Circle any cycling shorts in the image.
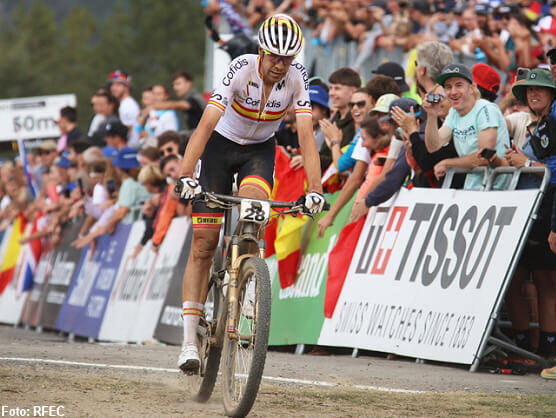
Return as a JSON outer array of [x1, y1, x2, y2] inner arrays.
[[192, 131, 275, 230]]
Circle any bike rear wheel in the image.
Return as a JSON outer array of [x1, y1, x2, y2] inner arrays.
[[189, 247, 225, 403], [221, 257, 271, 417]]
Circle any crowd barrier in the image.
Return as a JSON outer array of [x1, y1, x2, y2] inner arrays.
[[0, 167, 549, 371], [0, 216, 193, 344]]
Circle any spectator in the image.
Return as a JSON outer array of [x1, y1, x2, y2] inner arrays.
[[89, 91, 120, 147], [373, 62, 420, 102], [150, 72, 206, 131], [504, 68, 556, 360], [108, 70, 141, 148], [87, 89, 108, 137], [31, 140, 58, 191], [75, 147, 150, 249], [319, 68, 361, 170], [142, 84, 180, 138], [425, 64, 509, 190], [157, 130, 182, 158], [133, 163, 168, 257], [472, 63, 500, 103], [57, 106, 83, 152], [138, 147, 161, 167], [105, 121, 129, 151], [365, 75, 401, 105], [414, 41, 453, 109]]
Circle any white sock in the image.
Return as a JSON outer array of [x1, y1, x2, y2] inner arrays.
[[182, 301, 204, 345]]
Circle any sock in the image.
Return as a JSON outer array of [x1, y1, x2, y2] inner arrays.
[[183, 301, 204, 345], [538, 331, 556, 358], [514, 329, 531, 351]]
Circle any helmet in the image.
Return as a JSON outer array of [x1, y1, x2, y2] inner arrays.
[[258, 14, 303, 57]]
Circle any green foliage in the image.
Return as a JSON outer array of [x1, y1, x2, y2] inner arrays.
[[0, 0, 205, 130]]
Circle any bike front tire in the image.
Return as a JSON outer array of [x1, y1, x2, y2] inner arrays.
[[221, 257, 271, 417]]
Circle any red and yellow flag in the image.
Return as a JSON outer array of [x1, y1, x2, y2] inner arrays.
[[0, 213, 27, 295], [263, 146, 308, 288]]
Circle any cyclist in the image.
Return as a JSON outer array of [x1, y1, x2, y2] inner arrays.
[[176, 14, 326, 373]]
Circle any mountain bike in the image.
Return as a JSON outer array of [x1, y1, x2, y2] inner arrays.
[[186, 191, 327, 417]]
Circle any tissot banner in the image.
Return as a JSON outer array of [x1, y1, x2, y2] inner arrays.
[[317, 188, 539, 364]]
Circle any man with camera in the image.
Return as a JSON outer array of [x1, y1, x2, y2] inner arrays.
[[424, 63, 510, 190]]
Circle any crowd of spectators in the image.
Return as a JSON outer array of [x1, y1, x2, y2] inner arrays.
[[0, 0, 555, 377], [0, 69, 203, 260]]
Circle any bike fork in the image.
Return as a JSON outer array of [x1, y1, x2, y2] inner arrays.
[[226, 237, 240, 337]]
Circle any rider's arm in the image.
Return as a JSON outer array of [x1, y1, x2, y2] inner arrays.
[[297, 115, 324, 194], [179, 106, 222, 177]]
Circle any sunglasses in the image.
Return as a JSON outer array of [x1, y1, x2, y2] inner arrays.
[[550, 54, 556, 66], [160, 146, 176, 155], [37, 149, 54, 156], [263, 50, 295, 64], [349, 101, 367, 109]]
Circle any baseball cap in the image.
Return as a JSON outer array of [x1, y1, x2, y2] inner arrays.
[[101, 146, 117, 159], [112, 147, 140, 170], [435, 63, 473, 86], [379, 97, 421, 122], [55, 155, 71, 169], [533, 16, 556, 37], [373, 62, 409, 92], [474, 3, 491, 16], [309, 85, 329, 110], [108, 69, 131, 86], [370, 93, 399, 114], [105, 121, 129, 139], [547, 47, 556, 60], [411, 0, 431, 14], [472, 63, 500, 94], [38, 140, 58, 151]]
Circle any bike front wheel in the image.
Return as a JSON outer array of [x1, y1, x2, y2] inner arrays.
[[221, 257, 271, 417]]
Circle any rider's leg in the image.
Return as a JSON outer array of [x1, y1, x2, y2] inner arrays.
[[178, 226, 220, 372]]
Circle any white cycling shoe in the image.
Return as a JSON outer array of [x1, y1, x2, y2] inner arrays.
[[178, 342, 200, 374]]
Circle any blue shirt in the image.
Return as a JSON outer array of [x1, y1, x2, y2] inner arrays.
[[337, 129, 360, 172]]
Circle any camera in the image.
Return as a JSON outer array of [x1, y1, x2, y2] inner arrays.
[[516, 67, 530, 82], [426, 93, 444, 104]]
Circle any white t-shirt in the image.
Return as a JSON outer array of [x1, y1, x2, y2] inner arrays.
[[0, 195, 11, 210], [506, 111, 532, 148], [84, 184, 109, 219], [119, 96, 140, 147], [387, 137, 404, 160], [147, 110, 179, 137], [351, 135, 371, 164], [88, 114, 106, 137]]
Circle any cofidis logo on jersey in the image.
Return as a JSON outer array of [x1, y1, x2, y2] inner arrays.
[[222, 58, 249, 87]]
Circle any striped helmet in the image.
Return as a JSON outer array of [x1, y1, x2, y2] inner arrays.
[[258, 14, 303, 57]]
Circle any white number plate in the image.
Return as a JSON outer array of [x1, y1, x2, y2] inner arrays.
[[239, 199, 271, 224]]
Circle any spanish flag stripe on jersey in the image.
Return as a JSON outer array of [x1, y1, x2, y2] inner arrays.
[[208, 100, 225, 112]]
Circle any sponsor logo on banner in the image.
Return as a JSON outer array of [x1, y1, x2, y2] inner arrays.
[[160, 306, 182, 327], [318, 188, 539, 364]]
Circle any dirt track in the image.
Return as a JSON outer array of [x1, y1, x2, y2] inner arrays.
[[1, 326, 555, 417]]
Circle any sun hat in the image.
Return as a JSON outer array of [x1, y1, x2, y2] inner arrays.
[[309, 85, 330, 110], [512, 68, 556, 104]]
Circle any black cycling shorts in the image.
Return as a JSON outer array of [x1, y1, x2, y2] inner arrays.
[[192, 131, 275, 230]]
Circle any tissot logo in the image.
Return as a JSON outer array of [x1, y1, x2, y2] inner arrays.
[[355, 203, 516, 290]]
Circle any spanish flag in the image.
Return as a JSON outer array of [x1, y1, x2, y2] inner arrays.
[[0, 213, 27, 295], [263, 146, 308, 288], [324, 216, 366, 318]]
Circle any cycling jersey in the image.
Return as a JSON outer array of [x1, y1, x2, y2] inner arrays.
[[207, 54, 312, 145]]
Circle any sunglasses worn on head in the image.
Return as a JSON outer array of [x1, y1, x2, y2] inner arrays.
[[263, 50, 295, 64], [349, 101, 367, 109]]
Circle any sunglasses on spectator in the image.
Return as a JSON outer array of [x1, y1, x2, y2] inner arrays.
[[550, 55, 556, 66], [262, 50, 295, 64], [37, 149, 54, 156], [7, 175, 15, 181], [159, 146, 176, 156], [348, 101, 367, 109]]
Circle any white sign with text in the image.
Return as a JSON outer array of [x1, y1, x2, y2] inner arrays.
[[318, 188, 539, 364], [0, 94, 76, 141]]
